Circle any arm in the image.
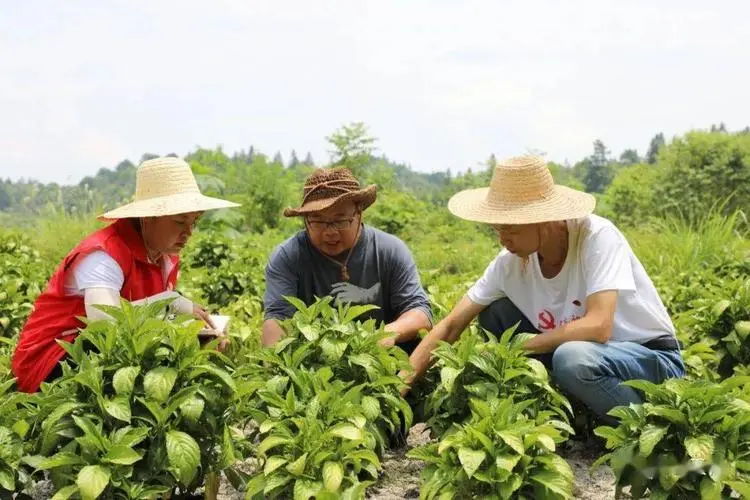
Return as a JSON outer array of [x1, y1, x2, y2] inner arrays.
[[526, 225, 637, 352], [84, 288, 214, 328], [262, 319, 286, 347], [382, 308, 432, 346], [400, 295, 486, 386], [261, 245, 300, 347], [382, 240, 434, 346], [523, 289, 617, 353]]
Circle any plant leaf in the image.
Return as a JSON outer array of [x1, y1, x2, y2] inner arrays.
[[166, 430, 200, 486], [685, 435, 714, 462], [329, 424, 363, 441], [294, 479, 322, 500], [0, 465, 14, 491], [143, 367, 178, 402], [639, 425, 668, 457], [263, 456, 288, 476], [37, 452, 85, 470], [530, 468, 573, 499], [77, 465, 111, 500], [457, 447, 486, 478], [51, 485, 79, 500], [727, 481, 750, 498], [102, 444, 143, 465], [104, 396, 132, 423], [180, 395, 205, 422], [322, 461, 344, 492], [286, 453, 308, 476], [112, 366, 139, 395], [361, 396, 380, 421], [495, 454, 521, 472], [497, 431, 524, 455]]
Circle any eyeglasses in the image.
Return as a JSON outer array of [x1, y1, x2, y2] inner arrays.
[[306, 217, 357, 231]]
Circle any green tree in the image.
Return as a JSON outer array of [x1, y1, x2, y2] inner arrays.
[[646, 133, 665, 164], [600, 163, 662, 226], [583, 140, 612, 193], [288, 150, 300, 169], [326, 122, 377, 178], [303, 152, 315, 166], [619, 149, 640, 165], [272, 151, 284, 166], [654, 131, 750, 220]]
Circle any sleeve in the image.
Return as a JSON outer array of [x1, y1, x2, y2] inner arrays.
[[84, 289, 193, 321], [581, 227, 636, 297], [466, 253, 508, 306], [71, 251, 125, 292], [263, 246, 299, 321], [388, 240, 433, 325]]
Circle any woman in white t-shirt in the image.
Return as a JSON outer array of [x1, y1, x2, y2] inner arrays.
[[401, 155, 684, 425]]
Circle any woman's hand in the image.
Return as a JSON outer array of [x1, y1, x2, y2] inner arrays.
[[193, 303, 216, 329], [193, 304, 230, 352]]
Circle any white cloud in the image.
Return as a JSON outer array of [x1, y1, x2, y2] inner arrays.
[[0, 0, 748, 183]]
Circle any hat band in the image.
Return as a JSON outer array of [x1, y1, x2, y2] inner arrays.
[[302, 179, 360, 205]]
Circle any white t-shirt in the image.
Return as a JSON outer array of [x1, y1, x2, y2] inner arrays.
[[467, 214, 675, 343], [62, 251, 191, 317], [63, 251, 175, 296]]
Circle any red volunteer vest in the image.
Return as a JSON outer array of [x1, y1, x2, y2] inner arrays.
[[12, 219, 179, 393]]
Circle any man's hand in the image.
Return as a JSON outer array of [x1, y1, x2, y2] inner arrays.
[[193, 303, 216, 329], [378, 335, 396, 348], [398, 369, 412, 397]]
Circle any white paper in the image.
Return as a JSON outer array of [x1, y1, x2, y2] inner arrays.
[[199, 315, 230, 336]]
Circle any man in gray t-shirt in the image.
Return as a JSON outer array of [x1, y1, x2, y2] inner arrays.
[[262, 167, 432, 355]]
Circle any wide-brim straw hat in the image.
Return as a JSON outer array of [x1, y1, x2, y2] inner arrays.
[[448, 155, 595, 225], [98, 157, 240, 221], [283, 167, 377, 217]]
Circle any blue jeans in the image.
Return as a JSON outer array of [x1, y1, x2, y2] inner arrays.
[[478, 298, 685, 423]]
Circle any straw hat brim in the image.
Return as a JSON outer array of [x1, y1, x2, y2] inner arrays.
[[98, 193, 241, 221], [283, 185, 377, 217], [448, 185, 596, 225]]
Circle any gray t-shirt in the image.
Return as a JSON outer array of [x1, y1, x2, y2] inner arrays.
[[263, 225, 432, 327]]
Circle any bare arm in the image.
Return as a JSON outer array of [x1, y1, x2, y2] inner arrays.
[[400, 295, 486, 386], [85, 288, 216, 329], [381, 309, 432, 346], [524, 290, 617, 353], [261, 319, 286, 347]]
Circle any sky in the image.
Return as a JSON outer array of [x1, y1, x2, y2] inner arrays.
[[1, 0, 749, 184]]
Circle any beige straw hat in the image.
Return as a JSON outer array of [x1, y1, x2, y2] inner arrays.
[[98, 157, 240, 220], [283, 167, 377, 217], [448, 155, 595, 225]]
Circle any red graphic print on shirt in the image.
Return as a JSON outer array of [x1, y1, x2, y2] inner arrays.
[[537, 309, 556, 330]]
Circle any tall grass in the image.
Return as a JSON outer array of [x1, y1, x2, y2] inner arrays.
[[20, 213, 103, 264], [626, 207, 749, 277]]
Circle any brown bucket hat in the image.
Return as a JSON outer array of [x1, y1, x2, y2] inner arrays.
[[283, 167, 377, 217]]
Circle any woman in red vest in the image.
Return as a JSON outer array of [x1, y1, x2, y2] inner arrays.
[[12, 156, 240, 392]]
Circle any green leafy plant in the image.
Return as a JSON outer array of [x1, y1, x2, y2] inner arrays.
[[244, 367, 381, 499], [408, 397, 574, 500], [23, 300, 240, 499], [592, 376, 750, 499], [237, 297, 413, 447], [0, 378, 34, 497], [674, 277, 750, 378], [0, 232, 50, 340], [422, 325, 571, 437]]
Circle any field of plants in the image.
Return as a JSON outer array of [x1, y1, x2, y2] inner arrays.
[[1, 128, 750, 499]]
